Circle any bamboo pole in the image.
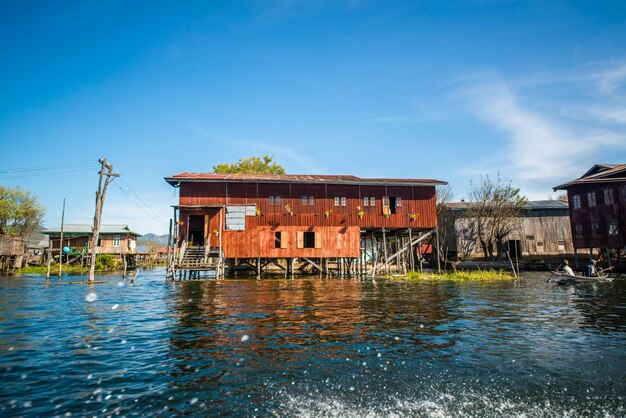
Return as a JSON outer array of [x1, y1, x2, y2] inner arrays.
[[58, 198, 65, 279], [46, 240, 52, 280]]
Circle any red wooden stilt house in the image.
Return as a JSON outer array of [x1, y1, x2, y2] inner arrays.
[[164, 173, 446, 279]]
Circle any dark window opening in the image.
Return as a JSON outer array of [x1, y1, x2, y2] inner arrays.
[[507, 240, 522, 258], [389, 197, 398, 214], [275, 232, 281, 248], [303, 231, 315, 248]]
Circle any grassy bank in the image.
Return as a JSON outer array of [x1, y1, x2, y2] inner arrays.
[[18, 264, 91, 275], [393, 269, 516, 282], [18, 254, 121, 275]]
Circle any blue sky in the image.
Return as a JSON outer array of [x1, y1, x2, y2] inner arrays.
[[2, 0, 626, 234]]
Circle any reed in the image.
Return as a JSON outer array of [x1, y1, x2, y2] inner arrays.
[[398, 269, 515, 282]]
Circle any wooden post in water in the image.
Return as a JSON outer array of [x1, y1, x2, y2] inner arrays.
[[382, 228, 388, 275], [408, 228, 414, 272], [46, 239, 52, 280], [434, 228, 441, 273], [88, 159, 119, 283], [58, 198, 65, 279]]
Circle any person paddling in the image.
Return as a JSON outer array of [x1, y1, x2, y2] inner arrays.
[[586, 260, 599, 277], [560, 259, 575, 276]]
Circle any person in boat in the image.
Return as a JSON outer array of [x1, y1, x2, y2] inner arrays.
[[560, 259, 575, 276], [586, 260, 599, 277]]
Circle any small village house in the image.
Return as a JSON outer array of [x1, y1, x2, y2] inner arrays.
[[0, 235, 26, 273], [441, 200, 574, 261], [164, 173, 446, 278], [554, 164, 626, 267], [42, 224, 141, 256]]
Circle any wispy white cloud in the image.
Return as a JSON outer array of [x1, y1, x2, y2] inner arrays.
[[597, 63, 626, 94], [459, 62, 626, 198], [190, 123, 325, 174]]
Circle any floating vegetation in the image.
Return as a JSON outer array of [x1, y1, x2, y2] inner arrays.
[[395, 269, 515, 282]]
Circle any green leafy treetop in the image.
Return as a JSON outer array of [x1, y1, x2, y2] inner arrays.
[[0, 185, 46, 238], [213, 155, 285, 175]]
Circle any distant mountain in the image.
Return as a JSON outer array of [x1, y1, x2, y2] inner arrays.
[[138, 233, 169, 247]]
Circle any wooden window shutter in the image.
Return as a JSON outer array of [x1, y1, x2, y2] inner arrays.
[[280, 231, 289, 249], [382, 196, 390, 215], [314, 232, 322, 249], [296, 231, 304, 249]]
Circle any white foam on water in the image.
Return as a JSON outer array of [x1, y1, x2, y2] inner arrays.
[[274, 388, 625, 418]]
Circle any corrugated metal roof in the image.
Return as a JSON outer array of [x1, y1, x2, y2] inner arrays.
[[445, 200, 568, 211], [554, 164, 626, 190], [165, 173, 447, 187], [41, 224, 142, 236]]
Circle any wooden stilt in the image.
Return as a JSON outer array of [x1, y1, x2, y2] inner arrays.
[[382, 229, 388, 275], [408, 228, 414, 272], [45, 240, 52, 280], [435, 228, 441, 273]]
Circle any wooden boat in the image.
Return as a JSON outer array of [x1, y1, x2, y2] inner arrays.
[[548, 271, 613, 285]]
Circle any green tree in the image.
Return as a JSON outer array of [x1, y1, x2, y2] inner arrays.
[[0, 185, 46, 238], [213, 155, 285, 174]]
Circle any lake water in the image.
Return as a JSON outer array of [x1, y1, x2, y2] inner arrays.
[[1, 268, 626, 417]]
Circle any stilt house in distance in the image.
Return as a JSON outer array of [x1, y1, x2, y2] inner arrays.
[[42, 224, 141, 255], [554, 164, 626, 267], [164, 173, 446, 278]]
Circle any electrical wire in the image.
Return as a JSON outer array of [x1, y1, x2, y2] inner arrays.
[[113, 182, 168, 228], [117, 177, 168, 225], [0, 160, 96, 174], [0, 167, 98, 180]]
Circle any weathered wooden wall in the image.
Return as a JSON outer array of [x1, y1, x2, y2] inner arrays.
[[222, 226, 360, 258], [566, 183, 626, 249], [179, 182, 437, 229], [447, 213, 574, 258], [0, 236, 24, 256]]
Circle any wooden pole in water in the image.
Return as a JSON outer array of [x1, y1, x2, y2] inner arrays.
[[434, 228, 441, 273], [408, 228, 414, 272], [58, 198, 65, 279], [382, 228, 388, 275], [166, 219, 172, 280], [46, 239, 52, 279], [88, 159, 119, 283]]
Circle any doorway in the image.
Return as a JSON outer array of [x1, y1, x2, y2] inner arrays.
[[188, 215, 205, 247], [506, 240, 522, 258]]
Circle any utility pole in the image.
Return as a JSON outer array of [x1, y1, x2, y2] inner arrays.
[[58, 198, 66, 279], [88, 159, 119, 283]]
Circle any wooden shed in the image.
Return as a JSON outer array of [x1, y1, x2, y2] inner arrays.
[[441, 200, 574, 260], [164, 173, 446, 279]]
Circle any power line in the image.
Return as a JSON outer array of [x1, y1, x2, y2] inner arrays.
[[0, 160, 95, 174], [117, 177, 168, 225], [113, 182, 168, 227], [0, 167, 97, 180]]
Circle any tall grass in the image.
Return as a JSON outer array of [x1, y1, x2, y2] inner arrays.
[[399, 269, 515, 282]]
